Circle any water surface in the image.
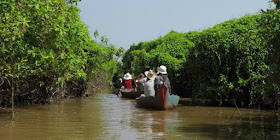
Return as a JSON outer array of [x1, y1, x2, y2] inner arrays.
[[0, 93, 279, 140]]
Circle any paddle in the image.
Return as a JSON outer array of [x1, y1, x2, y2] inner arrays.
[[116, 89, 121, 97]]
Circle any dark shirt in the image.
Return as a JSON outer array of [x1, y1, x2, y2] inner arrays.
[[112, 76, 122, 88], [154, 74, 172, 94]]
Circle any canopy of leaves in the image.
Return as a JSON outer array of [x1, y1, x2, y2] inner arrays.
[[123, 9, 280, 109], [122, 31, 194, 94], [0, 0, 119, 105]]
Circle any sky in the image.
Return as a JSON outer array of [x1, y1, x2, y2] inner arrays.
[[78, 0, 271, 50]]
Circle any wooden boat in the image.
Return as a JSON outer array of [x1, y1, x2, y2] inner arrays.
[[136, 84, 180, 110], [119, 88, 144, 99]]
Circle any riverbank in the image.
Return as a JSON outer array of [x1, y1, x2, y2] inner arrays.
[[0, 76, 111, 108]]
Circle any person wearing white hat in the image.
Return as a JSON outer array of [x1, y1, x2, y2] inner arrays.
[[157, 65, 167, 74], [123, 72, 134, 89], [155, 65, 172, 95], [139, 70, 156, 97]]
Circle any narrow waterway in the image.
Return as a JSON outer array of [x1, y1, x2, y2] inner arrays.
[[0, 93, 279, 140]]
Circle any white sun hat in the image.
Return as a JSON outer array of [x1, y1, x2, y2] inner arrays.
[[157, 65, 167, 74], [123, 73, 132, 80], [144, 70, 156, 81]]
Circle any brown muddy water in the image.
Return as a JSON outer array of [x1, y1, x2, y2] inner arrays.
[[0, 93, 279, 140]]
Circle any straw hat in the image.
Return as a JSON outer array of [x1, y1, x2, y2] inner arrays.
[[157, 65, 167, 74], [144, 70, 156, 81], [123, 73, 132, 80]]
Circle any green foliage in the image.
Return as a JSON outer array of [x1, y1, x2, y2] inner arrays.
[[0, 0, 119, 105], [122, 31, 194, 94], [187, 15, 269, 107], [271, 0, 280, 9], [123, 9, 280, 109], [66, 0, 82, 5], [257, 10, 280, 108]]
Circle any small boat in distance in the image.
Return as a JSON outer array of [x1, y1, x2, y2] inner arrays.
[[119, 88, 144, 99], [136, 84, 180, 110]]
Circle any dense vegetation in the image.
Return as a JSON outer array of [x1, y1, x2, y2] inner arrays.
[[122, 31, 195, 95], [122, 3, 280, 109], [1, 0, 280, 110], [0, 0, 121, 107]]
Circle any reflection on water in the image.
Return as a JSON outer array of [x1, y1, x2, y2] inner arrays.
[[0, 93, 280, 140]]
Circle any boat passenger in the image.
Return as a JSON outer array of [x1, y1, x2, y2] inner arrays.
[[123, 72, 134, 89], [112, 73, 122, 88], [139, 70, 156, 97], [136, 73, 146, 91], [154, 65, 172, 95]]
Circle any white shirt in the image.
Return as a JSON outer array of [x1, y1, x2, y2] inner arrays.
[[144, 80, 155, 97]]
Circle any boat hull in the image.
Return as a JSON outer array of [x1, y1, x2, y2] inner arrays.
[[136, 94, 180, 110], [136, 83, 179, 110], [120, 88, 144, 99]]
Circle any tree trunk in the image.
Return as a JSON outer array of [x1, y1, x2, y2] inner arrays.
[[11, 77, 15, 120]]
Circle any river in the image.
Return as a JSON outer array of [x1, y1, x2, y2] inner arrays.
[[0, 93, 279, 140]]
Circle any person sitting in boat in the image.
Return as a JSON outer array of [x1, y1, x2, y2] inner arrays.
[[112, 73, 122, 88], [139, 70, 156, 97], [123, 72, 135, 89], [136, 73, 146, 91], [154, 65, 172, 95]]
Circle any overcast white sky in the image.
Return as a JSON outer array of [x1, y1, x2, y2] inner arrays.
[[78, 0, 271, 50]]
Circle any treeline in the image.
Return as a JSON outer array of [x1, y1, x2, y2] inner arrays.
[[0, 0, 121, 106], [122, 7, 280, 109]]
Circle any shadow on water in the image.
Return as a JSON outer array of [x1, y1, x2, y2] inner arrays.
[[175, 98, 280, 140], [177, 122, 280, 140], [0, 108, 11, 121], [179, 97, 224, 107]]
